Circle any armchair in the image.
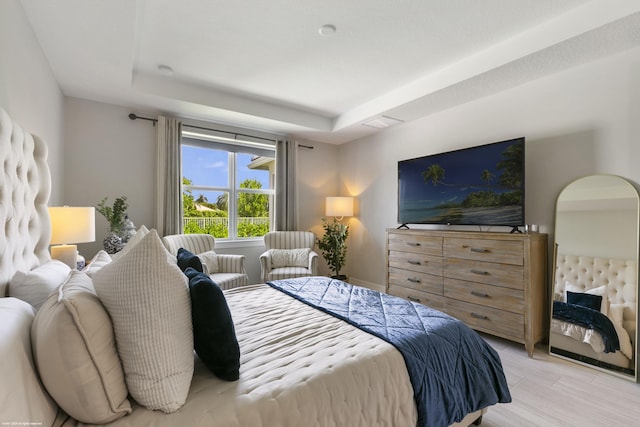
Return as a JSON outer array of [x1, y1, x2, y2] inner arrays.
[[260, 231, 319, 282], [161, 234, 248, 290]]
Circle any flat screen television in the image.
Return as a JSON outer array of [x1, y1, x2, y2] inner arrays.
[[397, 137, 525, 228]]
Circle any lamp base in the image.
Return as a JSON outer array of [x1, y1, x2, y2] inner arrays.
[[51, 244, 78, 269]]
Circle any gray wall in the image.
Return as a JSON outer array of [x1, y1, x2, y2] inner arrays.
[[339, 46, 640, 288], [62, 98, 340, 284], [0, 0, 64, 204], [5, 0, 640, 290]]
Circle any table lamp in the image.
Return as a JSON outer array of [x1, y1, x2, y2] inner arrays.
[[49, 206, 96, 269], [325, 196, 354, 220]]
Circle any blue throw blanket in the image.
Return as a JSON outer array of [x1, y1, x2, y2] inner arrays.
[[552, 300, 620, 353], [267, 277, 511, 427]]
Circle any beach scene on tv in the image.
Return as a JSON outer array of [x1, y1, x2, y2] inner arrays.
[[398, 139, 524, 226]]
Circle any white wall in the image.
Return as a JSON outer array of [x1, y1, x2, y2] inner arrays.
[[63, 98, 158, 257], [0, 0, 64, 203], [8, 0, 640, 289], [340, 46, 640, 287], [62, 98, 339, 282]]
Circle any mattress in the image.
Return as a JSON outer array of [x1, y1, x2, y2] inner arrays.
[[63, 284, 417, 427]]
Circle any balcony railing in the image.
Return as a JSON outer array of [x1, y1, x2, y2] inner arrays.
[[183, 217, 269, 228]]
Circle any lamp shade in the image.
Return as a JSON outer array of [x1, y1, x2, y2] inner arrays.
[[325, 197, 354, 217], [49, 206, 96, 245]]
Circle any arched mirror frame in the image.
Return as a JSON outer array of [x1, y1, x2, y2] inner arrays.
[[549, 174, 639, 382]]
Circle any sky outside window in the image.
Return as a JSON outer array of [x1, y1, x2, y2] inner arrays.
[[182, 145, 271, 189]]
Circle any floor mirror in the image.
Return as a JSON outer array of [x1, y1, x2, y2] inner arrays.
[[549, 174, 639, 381]]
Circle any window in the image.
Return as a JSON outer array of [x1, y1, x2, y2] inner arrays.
[[181, 130, 276, 240]]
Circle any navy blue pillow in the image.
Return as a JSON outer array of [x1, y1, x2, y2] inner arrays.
[[184, 267, 240, 381], [566, 290, 602, 312], [177, 248, 203, 273]]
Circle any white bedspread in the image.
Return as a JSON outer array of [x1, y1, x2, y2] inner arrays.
[[65, 284, 417, 427]]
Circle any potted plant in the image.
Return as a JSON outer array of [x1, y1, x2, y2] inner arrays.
[[317, 217, 350, 280], [96, 196, 128, 253]]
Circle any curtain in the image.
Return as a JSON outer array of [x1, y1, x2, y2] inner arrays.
[[275, 139, 298, 231], [155, 116, 182, 236]]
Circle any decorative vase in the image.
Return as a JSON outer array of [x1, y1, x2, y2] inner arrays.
[[103, 232, 124, 254], [120, 215, 136, 243]]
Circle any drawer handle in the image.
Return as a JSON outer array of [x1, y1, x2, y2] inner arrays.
[[470, 269, 489, 275], [407, 296, 421, 303], [471, 290, 490, 298], [407, 277, 422, 283], [407, 242, 421, 247], [470, 248, 490, 253], [471, 312, 489, 320], [407, 260, 422, 265]]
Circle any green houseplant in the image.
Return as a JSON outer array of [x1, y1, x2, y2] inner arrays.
[[96, 196, 128, 233], [317, 217, 350, 279], [96, 196, 128, 253]]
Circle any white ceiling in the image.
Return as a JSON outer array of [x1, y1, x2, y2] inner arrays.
[[19, 0, 640, 144]]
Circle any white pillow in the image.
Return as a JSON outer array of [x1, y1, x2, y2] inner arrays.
[[9, 260, 71, 310], [565, 281, 608, 315], [608, 304, 633, 359], [83, 250, 112, 277], [0, 298, 58, 426], [269, 248, 311, 268], [93, 229, 193, 413], [31, 271, 131, 423], [110, 224, 149, 261], [198, 250, 219, 274]]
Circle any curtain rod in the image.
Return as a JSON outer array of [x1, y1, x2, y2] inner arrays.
[[182, 124, 313, 149], [128, 113, 314, 149], [128, 113, 157, 126], [183, 123, 278, 143]]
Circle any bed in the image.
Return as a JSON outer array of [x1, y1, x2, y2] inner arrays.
[[0, 106, 510, 427], [551, 253, 636, 374]]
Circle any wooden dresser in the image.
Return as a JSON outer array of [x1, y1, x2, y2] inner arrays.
[[386, 229, 547, 356]]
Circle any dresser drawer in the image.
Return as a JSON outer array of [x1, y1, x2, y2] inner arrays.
[[388, 267, 443, 295], [386, 229, 547, 357], [388, 233, 442, 256], [443, 258, 524, 290], [444, 277, 524, 312], [388, 250, 443, 276], [444, 237, 524, 266], [388, 285, 444, 310], [445, 298, 524, 339]]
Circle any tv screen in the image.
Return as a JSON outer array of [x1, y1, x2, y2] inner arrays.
[[398, 137, 525, 227]]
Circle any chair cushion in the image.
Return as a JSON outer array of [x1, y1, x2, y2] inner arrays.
[[269, 248, 311, 268], [199, 250, 219, 274], [209, 273, 248, 290], [31, 271, 131, 423], [184, 267, 240, 381], [93, 229, 193, 413]]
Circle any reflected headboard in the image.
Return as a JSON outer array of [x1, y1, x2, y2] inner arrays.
[[554, 253, 637, 340], [0, 107, 51, 296]]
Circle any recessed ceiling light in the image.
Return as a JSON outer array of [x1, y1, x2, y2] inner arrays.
[[362, 116, 404, 129], [158, 64, 174, 76], [318, 24, 337, 36]]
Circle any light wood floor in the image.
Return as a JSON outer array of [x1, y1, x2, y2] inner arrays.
[[478, 334, 640, 427]]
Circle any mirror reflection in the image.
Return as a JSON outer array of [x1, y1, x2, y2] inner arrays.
[[550, 175, 639, 381]]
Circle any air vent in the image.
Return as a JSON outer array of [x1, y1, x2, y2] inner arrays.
[[361, 116, 403, 129]]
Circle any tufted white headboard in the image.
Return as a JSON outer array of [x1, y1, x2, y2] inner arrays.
[[554, 253, 637, 340], [0, 107, 52, 296]]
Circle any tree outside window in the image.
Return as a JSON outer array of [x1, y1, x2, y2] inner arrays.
[[181, 140, 275, 240]]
